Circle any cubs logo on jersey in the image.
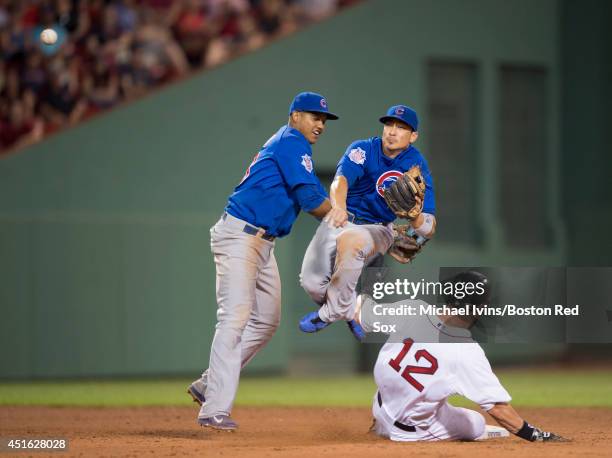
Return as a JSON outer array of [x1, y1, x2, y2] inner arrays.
[[376, 170, 403, 197]]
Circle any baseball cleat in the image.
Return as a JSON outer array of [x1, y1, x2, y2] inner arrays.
[[347, 319, 366, 341], [198, 415, 238, 431], [299, 311, 330, 333], [187, 380, 206, 406]]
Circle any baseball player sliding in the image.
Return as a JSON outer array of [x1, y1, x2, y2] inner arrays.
[[187, 92, 338, 431], [355, 271, 568, 442], [299, 105, 436, 339]]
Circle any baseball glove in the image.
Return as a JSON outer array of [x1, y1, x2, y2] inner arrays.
[[383, 165, 426, 220], [388, 224, 427, 264]]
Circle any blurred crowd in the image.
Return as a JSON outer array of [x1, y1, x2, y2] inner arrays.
[[0, 0, 359, 153]]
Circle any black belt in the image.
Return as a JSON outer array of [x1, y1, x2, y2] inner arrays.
[[223, 213, 276, 241], [377, 392, 416, 433], [241, 224, 276, 241]]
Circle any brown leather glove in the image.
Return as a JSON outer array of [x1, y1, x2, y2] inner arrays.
[[388, 224, 427, 264], [383, 165, 426, 220]]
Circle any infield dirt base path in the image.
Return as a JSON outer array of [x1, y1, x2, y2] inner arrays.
[[1, 406, 610, 457]]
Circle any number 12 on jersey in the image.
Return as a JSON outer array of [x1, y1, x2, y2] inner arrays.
[[388, 338, 438, 392]]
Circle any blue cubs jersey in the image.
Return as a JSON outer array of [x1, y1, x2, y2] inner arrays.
[[225, 125, 327, 237], [336, 137, 436, 224]]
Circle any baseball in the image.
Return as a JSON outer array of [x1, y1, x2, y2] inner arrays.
[[40, 28, 58, 45]]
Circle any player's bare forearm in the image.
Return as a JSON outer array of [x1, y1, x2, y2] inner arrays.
[[308, 199, 332, 219], [489, 402, 568, 442], [487, 403, 525, 433], [324, 175, 349, 227], [330, 175, 348, 209]]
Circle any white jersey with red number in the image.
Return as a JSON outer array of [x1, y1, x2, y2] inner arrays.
[[373, 309, 511, 429]]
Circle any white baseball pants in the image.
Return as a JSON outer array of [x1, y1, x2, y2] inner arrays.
[[372, 393, 486, 441]]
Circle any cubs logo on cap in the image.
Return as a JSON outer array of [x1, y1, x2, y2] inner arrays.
[[380, 105, 418, 131], [376, 170, 404, 197], [289, 92, 339, 120]]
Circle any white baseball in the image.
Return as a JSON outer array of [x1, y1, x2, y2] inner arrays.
[[40, 28, 58, 45]]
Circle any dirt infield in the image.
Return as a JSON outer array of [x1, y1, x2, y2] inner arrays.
[[1, 406, 610, 457]]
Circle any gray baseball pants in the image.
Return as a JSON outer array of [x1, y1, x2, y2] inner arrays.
[[198, 213, 281, 418], [300, 220, 394, 322]]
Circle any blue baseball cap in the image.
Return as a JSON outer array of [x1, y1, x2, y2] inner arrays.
[[289, 92, 339, 120], [379, 105, 418, 131]]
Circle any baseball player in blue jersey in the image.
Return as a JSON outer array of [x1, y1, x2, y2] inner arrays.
[[298, 105, 436, 339], [188, 92, 338, 431]]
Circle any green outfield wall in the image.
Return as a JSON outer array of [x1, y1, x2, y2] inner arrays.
[[561, 0, 612, 266], [2, 0, 600, 378]]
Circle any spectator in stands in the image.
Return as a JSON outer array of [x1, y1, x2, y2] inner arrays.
[[169, 0, 211, 68], [256, 0, 284, 37], [41, 62, 88, 127], [21, 51, 47, 94], [85, 58, 120, 111], [0, 98, 43, 150]]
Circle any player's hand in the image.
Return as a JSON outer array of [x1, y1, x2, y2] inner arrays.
[[324, 206, 348, 228], [532, 428, 569, 442]]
